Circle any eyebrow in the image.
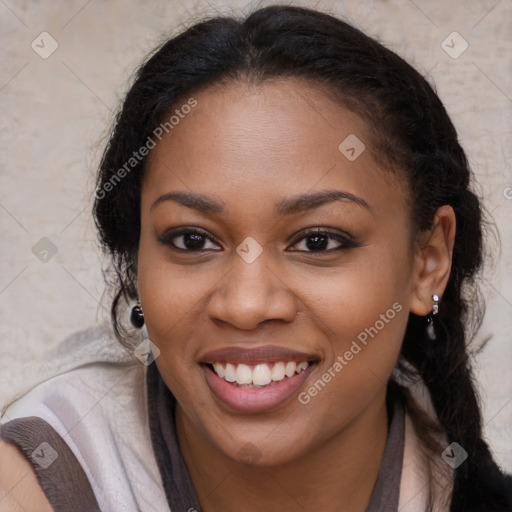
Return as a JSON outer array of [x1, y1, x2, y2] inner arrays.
[[150, 189, 371, 215]]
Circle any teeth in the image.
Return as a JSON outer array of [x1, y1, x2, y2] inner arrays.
[[211, 361, 311, 386], [213, 363, 225, 378], [271, 362, 285, 381], [235, 364, 252, 385], [253, 364, 272, 386], [296, 361, 309, 372], [224, 363, 236, 382], [285, 362, 297, 377]]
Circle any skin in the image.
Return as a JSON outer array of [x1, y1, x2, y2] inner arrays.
[[137, 78, 455, 511], [0, 440, 54, 511]]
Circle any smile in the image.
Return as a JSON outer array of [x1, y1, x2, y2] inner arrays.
[[200, 345, 319, 413]]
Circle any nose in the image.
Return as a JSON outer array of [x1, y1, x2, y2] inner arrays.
[[207, 250, 298, 331]]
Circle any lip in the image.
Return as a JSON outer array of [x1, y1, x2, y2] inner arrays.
[[200, 344, 317, 365], [202, 361, 318, 413]]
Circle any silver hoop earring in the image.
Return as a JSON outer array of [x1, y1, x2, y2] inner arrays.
[[426, 294, 439, 340]]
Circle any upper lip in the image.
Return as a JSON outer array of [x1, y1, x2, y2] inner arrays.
[[200, 344, 318, 365]]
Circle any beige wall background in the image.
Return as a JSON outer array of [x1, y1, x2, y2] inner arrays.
[[1, 0, 511, 471]]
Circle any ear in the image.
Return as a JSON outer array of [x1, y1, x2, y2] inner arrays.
[[409, 205, 456, 316]]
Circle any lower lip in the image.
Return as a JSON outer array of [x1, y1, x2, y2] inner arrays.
[[202, 363, 316, 413]]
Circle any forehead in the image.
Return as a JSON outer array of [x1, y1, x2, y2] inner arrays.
[[142, 78, 406, 219]]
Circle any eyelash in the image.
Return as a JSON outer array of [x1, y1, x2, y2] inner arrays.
[[157, 227, 358, 254]]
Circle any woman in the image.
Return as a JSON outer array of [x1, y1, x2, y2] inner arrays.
[[1, 5, 510, 511]]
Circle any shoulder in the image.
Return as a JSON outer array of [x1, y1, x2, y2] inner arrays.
[[0, 327, 147, 512], [1, 325, 145, 427], [0, 416, 101, 511], [0, 438, 53, 512], [1, 324, 142, 418], [1, 357, 145, 444]]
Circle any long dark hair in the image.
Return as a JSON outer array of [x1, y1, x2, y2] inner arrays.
[[93, 5, 511, 510]]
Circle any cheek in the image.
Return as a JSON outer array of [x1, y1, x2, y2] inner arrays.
[[136, 230, 204, 357], [301, 244, 411, 381], [313, 281, 405, 381], [136, 235, 216, 410], [291, 263, 409, 434]]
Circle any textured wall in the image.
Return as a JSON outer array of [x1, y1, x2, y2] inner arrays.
[[1, 0, 511, 471]]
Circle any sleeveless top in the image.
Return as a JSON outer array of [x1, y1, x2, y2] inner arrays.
[[0, 326, 451, 511]]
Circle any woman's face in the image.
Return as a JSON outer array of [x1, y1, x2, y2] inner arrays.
[[138, 78, 418, 465]]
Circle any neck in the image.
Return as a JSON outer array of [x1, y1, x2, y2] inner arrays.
[[175, 390, 389, 512]]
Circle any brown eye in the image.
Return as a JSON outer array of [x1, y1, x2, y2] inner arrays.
[[158, 228, 222, 252], [288, 229, 357, 253]]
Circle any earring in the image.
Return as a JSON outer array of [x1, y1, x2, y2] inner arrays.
[[426, 294, 439, 340], [131, 299, 144, 328]]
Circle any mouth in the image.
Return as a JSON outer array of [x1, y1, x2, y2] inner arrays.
[[199, 345, 319, 413]]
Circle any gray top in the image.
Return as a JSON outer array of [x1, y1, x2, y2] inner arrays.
[[0, 363, 405, 511]]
